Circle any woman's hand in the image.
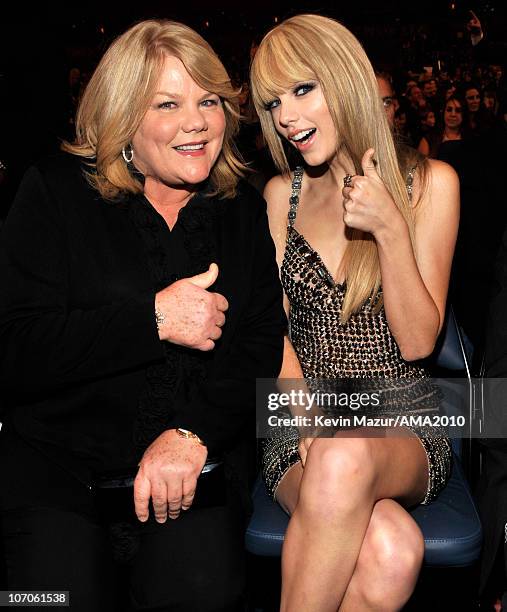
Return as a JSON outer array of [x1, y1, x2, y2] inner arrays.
[[155, 263, 228, 350], [134, 429, 208, 522], [342, 149, 404, 238]]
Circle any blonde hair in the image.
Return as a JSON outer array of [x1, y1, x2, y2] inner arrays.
[[63, 19, 245, 200], [251, 14, 419, 322]]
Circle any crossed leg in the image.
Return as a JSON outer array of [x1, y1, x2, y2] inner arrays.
[[276, 427, 429, 612]]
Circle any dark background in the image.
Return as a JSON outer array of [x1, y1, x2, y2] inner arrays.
[[0, 0, 506, 213]]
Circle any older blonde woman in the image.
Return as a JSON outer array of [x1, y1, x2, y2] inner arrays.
[[250, 14, 459, 612], [0, 19, 285, 611]]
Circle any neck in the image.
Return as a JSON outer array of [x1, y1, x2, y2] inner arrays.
[[444, 126, 460, 138], [322, 150, 355, 189], [143, 177, 196, 210]]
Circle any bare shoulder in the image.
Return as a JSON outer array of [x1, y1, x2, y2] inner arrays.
[[414, 158, 459, 218], [264, 174, 292, 214], [263, 174, 294, 263], [263, 174, 293, 230], [426, 158, 459, 190]]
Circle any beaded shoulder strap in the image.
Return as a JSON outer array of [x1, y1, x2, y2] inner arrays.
[[406, 163, 418, 202], [288, 166, 304, 228]]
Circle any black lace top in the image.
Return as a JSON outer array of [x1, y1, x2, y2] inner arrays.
[[125, 189, 221, 456]]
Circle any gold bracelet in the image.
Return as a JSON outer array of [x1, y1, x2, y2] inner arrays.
[[176, 428, 206, 446]]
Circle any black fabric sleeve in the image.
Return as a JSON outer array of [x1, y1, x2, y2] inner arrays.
[[0, 165, 165, 395], [167, 198, 286, 455]]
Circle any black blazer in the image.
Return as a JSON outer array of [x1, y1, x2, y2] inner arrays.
[[0, 153, 285, 511]]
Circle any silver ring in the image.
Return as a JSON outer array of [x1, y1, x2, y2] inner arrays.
[[344, 174, 353, 188]]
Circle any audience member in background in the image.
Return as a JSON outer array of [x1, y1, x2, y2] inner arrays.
[[394, 106, 412, 144], [376, 72, 396, 128], [421, 77, 438, 100], [405, 84, 428, 146], [463, 83, 495, 134], [483, 87, 499, 115], [418, 107, 436, 138], [418, 95, 466, 166]]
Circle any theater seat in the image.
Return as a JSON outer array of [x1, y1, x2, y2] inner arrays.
[[246, 307, 482, 568]]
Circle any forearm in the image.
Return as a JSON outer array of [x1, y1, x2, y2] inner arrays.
[[0, 293, 165, 393], [375, 218, 440, 361], [167, 203, 287, 454]]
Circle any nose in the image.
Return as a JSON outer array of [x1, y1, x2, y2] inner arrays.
[[277, 99, 299, 128], [181, 104, 207, 133]]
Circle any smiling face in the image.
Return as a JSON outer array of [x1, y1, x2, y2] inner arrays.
[[267, 81, 338, 167], [465, 87, 481, 113], [132, 55, 226, 188]]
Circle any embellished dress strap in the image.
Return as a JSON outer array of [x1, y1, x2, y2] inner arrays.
[[287, 166, 304, 228], [406, 163, 418, 202]]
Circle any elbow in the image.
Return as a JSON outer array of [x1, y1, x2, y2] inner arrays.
[[399, 313, 441, 362], [400, 339, 437, 362]]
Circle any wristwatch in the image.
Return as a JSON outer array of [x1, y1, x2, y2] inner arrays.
[[176, 428, 206, 447]]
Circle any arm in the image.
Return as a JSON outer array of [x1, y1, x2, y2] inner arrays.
[[0, 166, 165, 394], [0, 165, 227, 396], [343, 150, 459, 361], [263, 176, 318, 465], [134, 193, 287, 521], [263, 175, 305, 379], [417, 137, 430, 157]]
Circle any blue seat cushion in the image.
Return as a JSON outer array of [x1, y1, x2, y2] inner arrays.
[[246, 457, 482, 567]]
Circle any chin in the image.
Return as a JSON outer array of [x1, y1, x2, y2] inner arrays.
[[302, 152, 331, 167], [180, 165, 213, 185]]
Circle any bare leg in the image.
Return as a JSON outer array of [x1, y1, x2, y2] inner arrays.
[[339, 499, 424, 611], [276, 428, 428, 612]]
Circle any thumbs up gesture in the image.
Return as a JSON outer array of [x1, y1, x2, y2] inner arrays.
[[341, 149, 403, 237], [155, 263, 228, 350]]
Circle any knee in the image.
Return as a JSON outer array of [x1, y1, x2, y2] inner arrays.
[[302, 437, 376, 512], [357, 504, 424, 608]]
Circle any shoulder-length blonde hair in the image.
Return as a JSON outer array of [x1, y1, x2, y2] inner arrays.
[[250, 14, 418, 322], [63, 19, 245, 200]]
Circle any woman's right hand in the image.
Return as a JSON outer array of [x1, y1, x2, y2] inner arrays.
[[155, 263, 228, 350]]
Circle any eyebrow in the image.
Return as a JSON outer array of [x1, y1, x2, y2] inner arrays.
[[154, 90, 180, 97], [154, 90, 216, 98]]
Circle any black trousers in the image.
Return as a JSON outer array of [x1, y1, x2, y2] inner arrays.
[[2, 501, 246, 612]]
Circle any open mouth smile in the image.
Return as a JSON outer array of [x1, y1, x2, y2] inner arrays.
[[173, 141, 208, 156], [289, 128, 316, 145]]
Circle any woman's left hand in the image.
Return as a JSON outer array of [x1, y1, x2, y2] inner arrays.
[[134, 429, 208, 522], [342, 148, 403, 237]]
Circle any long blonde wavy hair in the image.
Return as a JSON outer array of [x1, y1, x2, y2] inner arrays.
[[250, 14, 418, 322], [63, 19, 245, 200]]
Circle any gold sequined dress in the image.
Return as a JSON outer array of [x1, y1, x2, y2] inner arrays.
[[262, 167, 452, 505]]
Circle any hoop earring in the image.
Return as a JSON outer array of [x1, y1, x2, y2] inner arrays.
[[122, 144, 134, 164]]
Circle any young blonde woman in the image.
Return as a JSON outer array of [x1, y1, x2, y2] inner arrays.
[[251, 14, 459, 612]]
